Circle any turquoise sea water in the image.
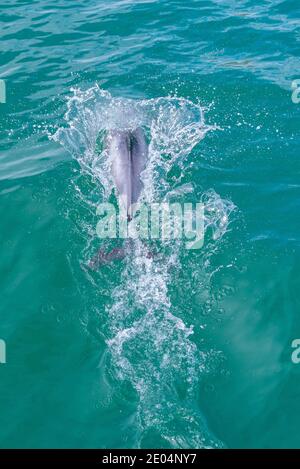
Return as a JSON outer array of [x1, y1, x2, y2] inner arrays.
[[1, 0, 300, 449]]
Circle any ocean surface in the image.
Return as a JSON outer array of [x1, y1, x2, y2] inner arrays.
[[1, 0, 300, 449]]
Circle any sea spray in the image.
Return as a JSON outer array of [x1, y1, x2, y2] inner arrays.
[[52, 86, 235, 448]]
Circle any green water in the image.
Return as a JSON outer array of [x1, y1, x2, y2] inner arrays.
[[1, 0, 300, 449]]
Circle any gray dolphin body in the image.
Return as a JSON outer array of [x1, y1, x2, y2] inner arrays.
[[88, 127, 148, 270], [107, 127, 148, 218]]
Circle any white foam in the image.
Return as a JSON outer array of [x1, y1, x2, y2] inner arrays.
[[52, 85, 234, 448]]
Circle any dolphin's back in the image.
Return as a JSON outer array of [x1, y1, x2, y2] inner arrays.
[[108, 127, 147, 216], [130, 127, 148, 206]]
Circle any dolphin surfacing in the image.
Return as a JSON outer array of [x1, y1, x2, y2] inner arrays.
[[88, 127, 148, 270], [107, 127, 148, 218]]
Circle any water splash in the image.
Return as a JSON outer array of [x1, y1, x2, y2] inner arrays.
[[52, 85, 235, 448]]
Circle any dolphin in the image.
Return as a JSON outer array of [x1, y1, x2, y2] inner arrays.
[[88, 127, 148, 270], [107, 127, 148, 219]]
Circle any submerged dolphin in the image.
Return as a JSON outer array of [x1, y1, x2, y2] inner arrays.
[[107, 127, 148, 218], [88, 127, 148, 270]]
